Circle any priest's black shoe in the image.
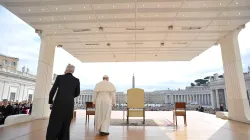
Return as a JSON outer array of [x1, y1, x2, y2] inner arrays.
[[99, 132, 109, 136]]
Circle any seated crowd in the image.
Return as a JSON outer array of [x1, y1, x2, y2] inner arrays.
[[0, 99, 32, 125]]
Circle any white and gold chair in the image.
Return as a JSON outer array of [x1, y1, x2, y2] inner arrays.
[[126, 88, 145, 124]]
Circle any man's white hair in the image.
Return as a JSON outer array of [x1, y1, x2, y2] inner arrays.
[[103, 75, 109, 80], [65, 64, 75, 73], [103, 75, 109, 78]]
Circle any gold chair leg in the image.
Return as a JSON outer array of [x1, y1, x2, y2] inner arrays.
[[173, 114, 174, 124], [127, 108, 129, 124], [175, 116, 177, 126], [184, 115, 187, 126], [143, 108, 145, 124], [85, 114, 87, 125]]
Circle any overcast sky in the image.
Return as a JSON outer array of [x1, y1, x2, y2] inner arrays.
[[0, 5, 249, 92]]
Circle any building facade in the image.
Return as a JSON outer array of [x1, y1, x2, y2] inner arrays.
[[0, 55, 36, 102], [74, 90, 124, 108], [210, 72, 250, 109], [0, 67, 36, 102], [0, 54, 19, 72], [74, 70, 250, 110]]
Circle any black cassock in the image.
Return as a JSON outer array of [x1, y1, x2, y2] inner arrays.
[[46, 73, 80, 140]]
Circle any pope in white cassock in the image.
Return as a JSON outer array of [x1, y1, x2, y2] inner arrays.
[[92, 75, 116, 136]]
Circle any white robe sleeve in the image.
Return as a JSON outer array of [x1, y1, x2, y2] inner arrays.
[[111, 92, 116, 105], [92, 84, 99, 104], [111, 83, 116, 105]]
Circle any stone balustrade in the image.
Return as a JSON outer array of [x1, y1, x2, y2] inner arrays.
[[0, 66, 36, 79]]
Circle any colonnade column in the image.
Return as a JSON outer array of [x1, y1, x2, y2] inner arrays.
[[215, 89, 220, 108], [219, 26, 250, 123], [198, 95, 200, 103], [224, 89, 228, 109], [171, 94, 174, 104], [31, 30, 56, 119], [208, 94, 211, 106], [203, 95, 205, 105], [211, 91, 215, 108], [205, 94, 207, 105], [203, 94, 205, 105]]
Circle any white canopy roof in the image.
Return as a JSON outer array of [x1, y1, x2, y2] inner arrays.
[[0, 0, 249, 62]]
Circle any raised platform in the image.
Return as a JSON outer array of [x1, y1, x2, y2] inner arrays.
[[0, 110, 250, 140], [216, 111, 229, 120], [4, 114, 33, 126]]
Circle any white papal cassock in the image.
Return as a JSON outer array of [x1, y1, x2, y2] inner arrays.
[[92, 80, 116, 133]]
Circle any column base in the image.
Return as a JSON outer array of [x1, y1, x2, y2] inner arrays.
[[227, 98, 250, 123], [216, 111, 229, 120], [31, 97, 51, 119]]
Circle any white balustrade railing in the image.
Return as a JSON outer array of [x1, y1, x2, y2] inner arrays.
[[0, 67, 36, 79]]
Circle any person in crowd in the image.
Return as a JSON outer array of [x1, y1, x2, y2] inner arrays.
[[0, 101, 3, 117], [29, 103, 32, 115], [220, 104, 224, 111], [46, 64, 80, 140], [92, 75, 116, 136], [196, 105, 204, 112], [0, 99, 13, 125], [13, 101, 20, 115]]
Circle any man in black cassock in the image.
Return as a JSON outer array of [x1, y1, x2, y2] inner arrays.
[[0, 99, 13, 125], [46, 64, 80, 140]]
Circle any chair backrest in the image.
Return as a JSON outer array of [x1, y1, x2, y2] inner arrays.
[[85, 102, 94, 109], [175, 102, 186, 110], [127, 88, 144, 108]]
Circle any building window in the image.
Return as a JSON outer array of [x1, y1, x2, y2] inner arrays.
[[12, 62, 16, 66], [10, 92, 16, 101]]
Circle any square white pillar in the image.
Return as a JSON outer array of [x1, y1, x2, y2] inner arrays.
[[219, 27, 250, 123], [31, 33, 56, 119]]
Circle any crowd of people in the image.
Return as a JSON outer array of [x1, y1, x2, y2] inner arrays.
[[77, 103, 218, 115], [0, 99, 32, 125]]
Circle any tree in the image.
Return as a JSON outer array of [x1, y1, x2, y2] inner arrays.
[[219, 75, 224, 78], [194, 79, 208, 86], [204, 76, 210, 79], [191, 83, 196, 87]]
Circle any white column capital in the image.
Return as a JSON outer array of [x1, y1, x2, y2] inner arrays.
[[35, 29, 42, 35], [35, 29, 57, 46], [219, 25, 245, 44]]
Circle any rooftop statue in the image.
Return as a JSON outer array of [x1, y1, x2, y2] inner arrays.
[[22, 66, 25, 73], [26, 68, 29, 74], [248, 66, 250, 73], [209, 76, 214, 81], [214, 73, 219, 80], [53, 74, 57, 80]]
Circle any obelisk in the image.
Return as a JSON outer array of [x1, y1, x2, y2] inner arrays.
[[132, 73, 135, 88]]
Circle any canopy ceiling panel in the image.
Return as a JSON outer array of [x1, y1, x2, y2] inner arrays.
[[0, 0, 249, 62]]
